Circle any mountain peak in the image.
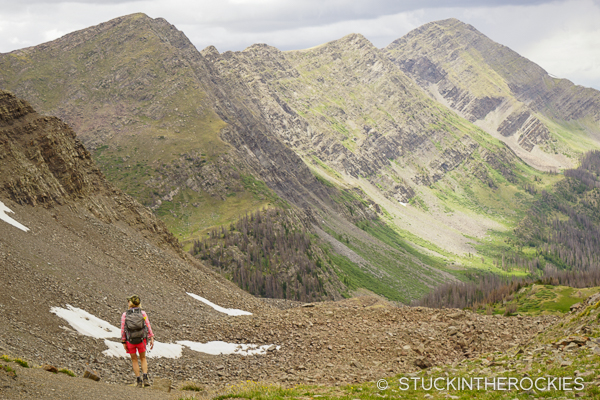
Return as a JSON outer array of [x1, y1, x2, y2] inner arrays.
[[15, 12, 193, 56], [290, 33, 374, 54], [386, 17, 478, 50], [334, 33, 373, 49], [243, 43, 281, 54], [384, 14, 600, 170], [432, 17, 470, 27], [201, 45, 220, 56]]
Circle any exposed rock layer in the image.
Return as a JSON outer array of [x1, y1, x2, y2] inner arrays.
[[385, 18, 600, 168]]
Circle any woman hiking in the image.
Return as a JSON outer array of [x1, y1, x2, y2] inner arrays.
[[121, 294, 155, 388]]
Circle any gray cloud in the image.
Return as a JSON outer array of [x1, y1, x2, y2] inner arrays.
[[0, 0, 556, 32], [133, 0, 558, 32], [0, 0, 598, 89]]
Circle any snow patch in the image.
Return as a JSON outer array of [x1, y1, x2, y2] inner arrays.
[[177, 341, 278, 356], [399, 202, 408, 207], [0, 201, 29, 232], [102, 340, 278, 359], [51, 304, 276, 359], [187, 292, 252, 316], [50, 305, 120, 339], [103, 340, 183, 359]]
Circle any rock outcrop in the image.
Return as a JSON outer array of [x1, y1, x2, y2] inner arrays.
[[0, 90, 179, 252]]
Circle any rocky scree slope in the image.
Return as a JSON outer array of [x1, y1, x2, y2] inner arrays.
[[0, 91, 559, 397], [386, 18, 600, 171], [0, 89, 271, 386]]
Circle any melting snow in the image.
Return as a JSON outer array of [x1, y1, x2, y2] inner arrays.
[[177, 341, 278, 356], [0, 201, 29, 232], [51, 303, 274, 359], [187, 292, 252, 316], [103, 340, 183, 359], [50, 305, 120, 339]]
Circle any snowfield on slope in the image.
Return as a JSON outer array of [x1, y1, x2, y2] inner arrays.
[[51, 302, 275, 359], [103, 339, 184, 359], [187, 292, 252, 316], [50, 305, 120, 339], [0, 201, 29, 232]]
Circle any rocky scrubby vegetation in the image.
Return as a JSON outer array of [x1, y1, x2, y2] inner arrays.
[[191, 208, 347, 302], [416, 150, 600, 310]]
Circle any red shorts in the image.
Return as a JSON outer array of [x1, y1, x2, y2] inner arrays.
[[125, 339, 147, 354]]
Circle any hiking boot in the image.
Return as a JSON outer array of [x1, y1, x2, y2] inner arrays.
[[143, 374, 150, 387], [136, 376, 143, 388]]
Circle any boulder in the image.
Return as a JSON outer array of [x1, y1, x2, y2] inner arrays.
[[82, 369, 100, 381], [414, 357, 433, 369], [42, 365, 58, 373]]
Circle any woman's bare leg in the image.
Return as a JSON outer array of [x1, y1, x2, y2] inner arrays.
[[139, 352, 148, 374], [129, 353, 140, 376]]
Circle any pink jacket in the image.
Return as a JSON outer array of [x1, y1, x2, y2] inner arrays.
[[121, 308, 154, 342]]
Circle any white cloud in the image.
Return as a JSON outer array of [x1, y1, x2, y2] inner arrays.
[[43, 28, 69, 41], [526, 29, 600, 88]]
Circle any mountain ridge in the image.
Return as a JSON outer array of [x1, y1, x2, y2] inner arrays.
[[3, 17, 600, 396], [1, 13, 595, 304]]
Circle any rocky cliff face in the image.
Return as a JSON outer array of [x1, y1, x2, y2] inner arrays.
[[205, 33, 487, 205], [0, 90, 180, 252], [385, 18, 600, 171], [0, 91, 104, 205]]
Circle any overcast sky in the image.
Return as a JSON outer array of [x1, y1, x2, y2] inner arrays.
[[1, 0, 599, 90]]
